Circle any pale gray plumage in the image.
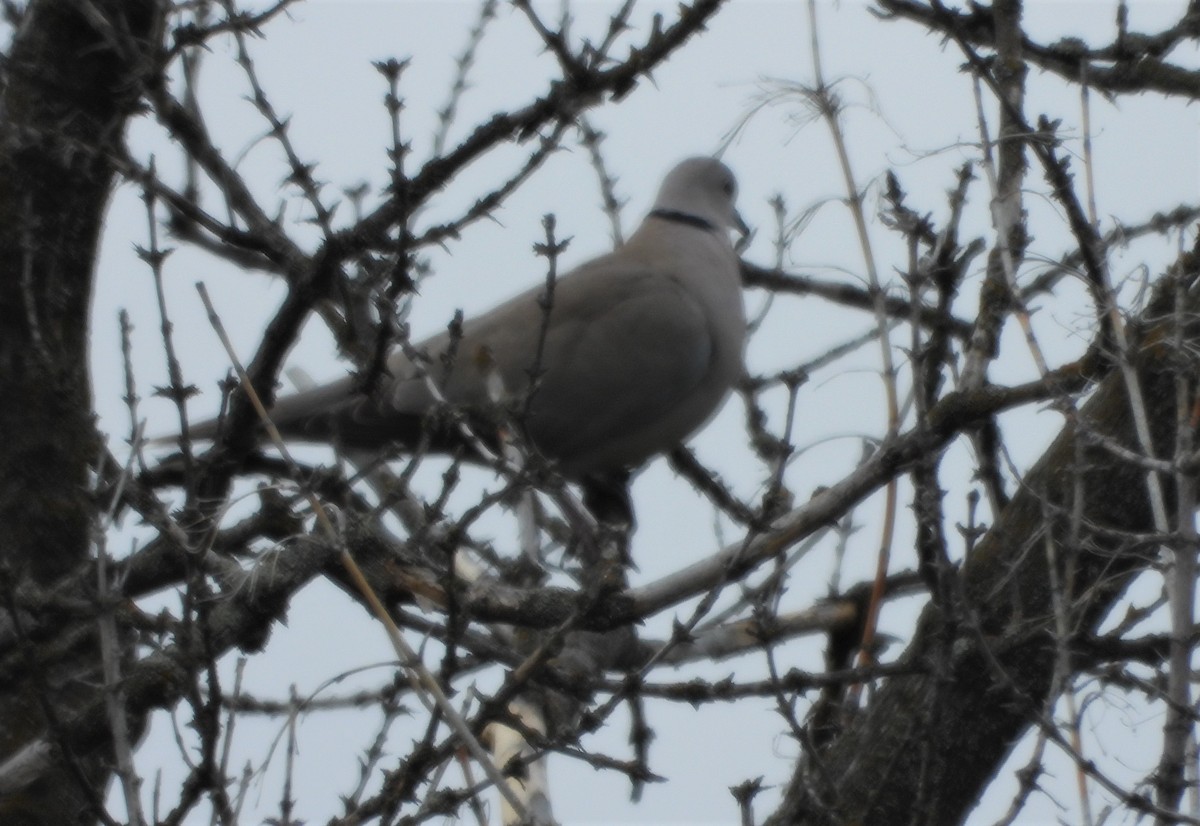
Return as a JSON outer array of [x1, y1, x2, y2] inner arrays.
[[193, 157, 748, 478]]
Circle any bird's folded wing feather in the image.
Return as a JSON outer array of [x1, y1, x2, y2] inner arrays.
[[495, 263, 715, 468], [378, 258, 716, 468]]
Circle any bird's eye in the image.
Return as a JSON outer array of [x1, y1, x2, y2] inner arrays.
[[722, 180, 735, 196]]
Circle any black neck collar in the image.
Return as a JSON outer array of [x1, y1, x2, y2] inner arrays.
[[649, 208, 717, 232]]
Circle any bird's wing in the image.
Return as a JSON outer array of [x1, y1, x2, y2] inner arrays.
[[532, 285, 714, 469], [459, 257, 718, 471]]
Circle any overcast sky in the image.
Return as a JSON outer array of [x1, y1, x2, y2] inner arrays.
[[81, 1, 1200, 822]]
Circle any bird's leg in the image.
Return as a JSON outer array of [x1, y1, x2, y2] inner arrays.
[[577, 469, 636, 581]]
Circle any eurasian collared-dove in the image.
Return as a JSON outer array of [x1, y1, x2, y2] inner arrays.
[[188, 157, 748, 480]]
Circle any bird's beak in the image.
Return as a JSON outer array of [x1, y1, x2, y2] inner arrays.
[[731, 209, 751, 253], [733, 209, 750, 239]]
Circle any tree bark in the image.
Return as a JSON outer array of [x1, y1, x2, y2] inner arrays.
[[0, 2, 163, 822], [767, 276, 1200, 824]]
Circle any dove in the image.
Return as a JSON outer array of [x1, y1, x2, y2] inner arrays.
[[185, 157, 748, 488]]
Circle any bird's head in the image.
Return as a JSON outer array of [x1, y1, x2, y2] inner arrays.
[[653, 157, 749, 238]]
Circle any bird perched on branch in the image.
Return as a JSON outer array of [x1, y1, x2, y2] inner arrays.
[[183, 157, 748, 514]]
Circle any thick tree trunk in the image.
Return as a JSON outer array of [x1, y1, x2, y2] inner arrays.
[[767, 278, 1200, 824], [0, 2, 163, 822]]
